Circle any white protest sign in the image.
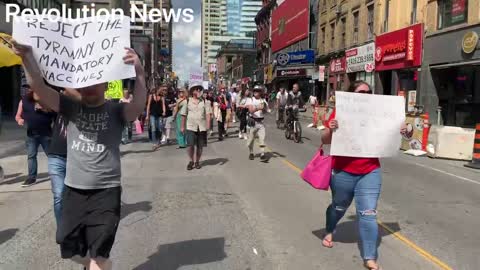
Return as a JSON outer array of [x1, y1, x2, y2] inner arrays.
[[331, 92, 406, 158], [188, 69, 203, 87], [13, 15, 135, 88], [202, 81, 209, 90]]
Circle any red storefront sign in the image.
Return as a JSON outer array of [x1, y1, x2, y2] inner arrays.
[[375, 24, 423, 71], [329, 57, 346, 74], [271, 0, 309, 52]]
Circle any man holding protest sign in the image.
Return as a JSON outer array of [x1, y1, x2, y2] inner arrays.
[[11, 36, 147, 270]]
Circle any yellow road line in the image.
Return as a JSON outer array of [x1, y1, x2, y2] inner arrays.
[[273, 150, 453, 270]]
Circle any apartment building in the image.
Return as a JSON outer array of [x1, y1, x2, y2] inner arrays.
[[317, 0, 379, 93]]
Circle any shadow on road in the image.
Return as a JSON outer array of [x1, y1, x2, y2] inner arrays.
[[0, 172, 49, 186], [120, 149, 156, 157], [121, 200, 153, 221], [0, 228, 18, 245], [202, 158, 229, 167], [133, 237, 226, 270], [312, 215, 401, 248]]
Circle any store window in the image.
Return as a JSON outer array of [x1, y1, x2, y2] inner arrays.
[[353, 11, 359, 44], [434, 66, 479, 128], [438, 0, 468, 30], [367, 4, 375, 40]]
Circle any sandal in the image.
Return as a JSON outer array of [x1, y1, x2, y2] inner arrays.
[[364, 260, 381, 270], [321, 235, 334, 248]]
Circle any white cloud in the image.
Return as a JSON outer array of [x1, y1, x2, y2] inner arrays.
[[173, 18, 201, 48]]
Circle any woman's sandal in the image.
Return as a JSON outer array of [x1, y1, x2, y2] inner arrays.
[[364, 261, 381, 270], [321, 236, 334, 248]]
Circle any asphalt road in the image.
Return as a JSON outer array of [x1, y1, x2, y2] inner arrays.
[[0, 116, 479, 270]]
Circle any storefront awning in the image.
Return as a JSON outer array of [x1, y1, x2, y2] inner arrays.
[[0, 33, 22, 68], [430, 59, 480, 69]]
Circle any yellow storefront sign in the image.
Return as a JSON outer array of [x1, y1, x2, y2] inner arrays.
[[105, 80, 124, 99], [0, 33, 22, 68]]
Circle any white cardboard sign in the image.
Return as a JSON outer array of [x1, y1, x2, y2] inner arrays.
[[331, 92, 406, 158], [13, 16, 135, 88]]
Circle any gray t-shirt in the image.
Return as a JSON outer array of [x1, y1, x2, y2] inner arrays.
[[60, 95, 125, 189]]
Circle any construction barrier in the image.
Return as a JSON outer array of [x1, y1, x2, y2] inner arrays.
[[465, 123, 480, 169]]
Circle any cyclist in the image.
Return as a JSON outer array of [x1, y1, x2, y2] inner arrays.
[[276, 86, 288, 127], [286, 83, 305, 122], [285, 83, 306, 142]]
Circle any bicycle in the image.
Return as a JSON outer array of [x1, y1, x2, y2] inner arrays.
[[285, 106, 306, 143]]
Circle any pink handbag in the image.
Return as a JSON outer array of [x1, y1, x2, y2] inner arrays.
[[300, 147, 332, 190], [134, 120, 143, 135]]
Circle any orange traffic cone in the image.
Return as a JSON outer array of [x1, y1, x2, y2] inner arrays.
[[465, 123, 480, 169]]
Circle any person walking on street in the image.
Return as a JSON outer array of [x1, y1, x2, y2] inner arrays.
[[47, 88, 81, 229], [231, 88, 237, 123], [180, 83, 212, 170], [216, 87, 229, 141], [236, 88, 250, 140], [320, 80, 407, 270], [173, 88, 188, 149], [163, 86, 176, 144], [120, 89, 133, 144], [146, 87, 166, 149], [246, 86, 268, 162], [13, 40, 147, 270], [206, 90, 215, 136], [276, 86, 289, 126], [15, 87, 56, 187]]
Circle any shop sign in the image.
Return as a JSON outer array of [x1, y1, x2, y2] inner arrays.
[[329, 57, 346, 74], [276, 50, 315, 66], [375, 24, 423, 71], [346, 43, 375, 73], [462, 31, 479, 54], [319, 65, 326, 82], [276, 68, 307, 77], [267, 64, 273, 82], [452, 0, 467, 23]]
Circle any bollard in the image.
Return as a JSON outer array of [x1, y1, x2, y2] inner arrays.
[[465, 123, 480, 169], [421, 113, 430, 151]]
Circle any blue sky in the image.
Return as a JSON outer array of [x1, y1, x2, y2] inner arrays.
[[172, 0, 201, 85]]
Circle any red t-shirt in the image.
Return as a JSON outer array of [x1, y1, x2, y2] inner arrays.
[[326, 109, 380, 175]]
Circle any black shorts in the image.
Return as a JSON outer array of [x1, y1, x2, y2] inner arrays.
[[58, 185, 122, 259], [186, 130, 207, 148]]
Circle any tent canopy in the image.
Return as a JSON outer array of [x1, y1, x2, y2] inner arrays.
[[0, 33, 22, 68]]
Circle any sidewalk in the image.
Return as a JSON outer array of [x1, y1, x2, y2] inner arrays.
[[0, 119, 27, 159]]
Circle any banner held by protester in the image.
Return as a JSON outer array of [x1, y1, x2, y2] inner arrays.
[[331, 91, 406, 158], [12, 15, 135, 88]]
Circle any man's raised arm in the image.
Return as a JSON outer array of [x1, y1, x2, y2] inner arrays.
[[123, 48, 147, 122], [11, 40, 59, 112]]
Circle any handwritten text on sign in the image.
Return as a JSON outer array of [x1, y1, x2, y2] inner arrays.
[[331, 92, 405, 158], [13, 16, 135, 88]]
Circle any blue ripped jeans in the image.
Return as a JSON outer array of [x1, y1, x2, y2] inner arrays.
[[325, 168, 382, 260]]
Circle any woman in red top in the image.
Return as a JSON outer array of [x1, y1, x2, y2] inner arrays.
[[321, 81, 407, 270]]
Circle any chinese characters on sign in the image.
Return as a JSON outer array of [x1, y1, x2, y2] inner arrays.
[[346, 43, 375, 73], [329, 57, 346, 74], [407, 29, 415, 61]]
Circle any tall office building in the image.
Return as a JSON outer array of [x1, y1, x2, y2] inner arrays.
[[202, 0, 261, 74], [240, 1, 261, 35]]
